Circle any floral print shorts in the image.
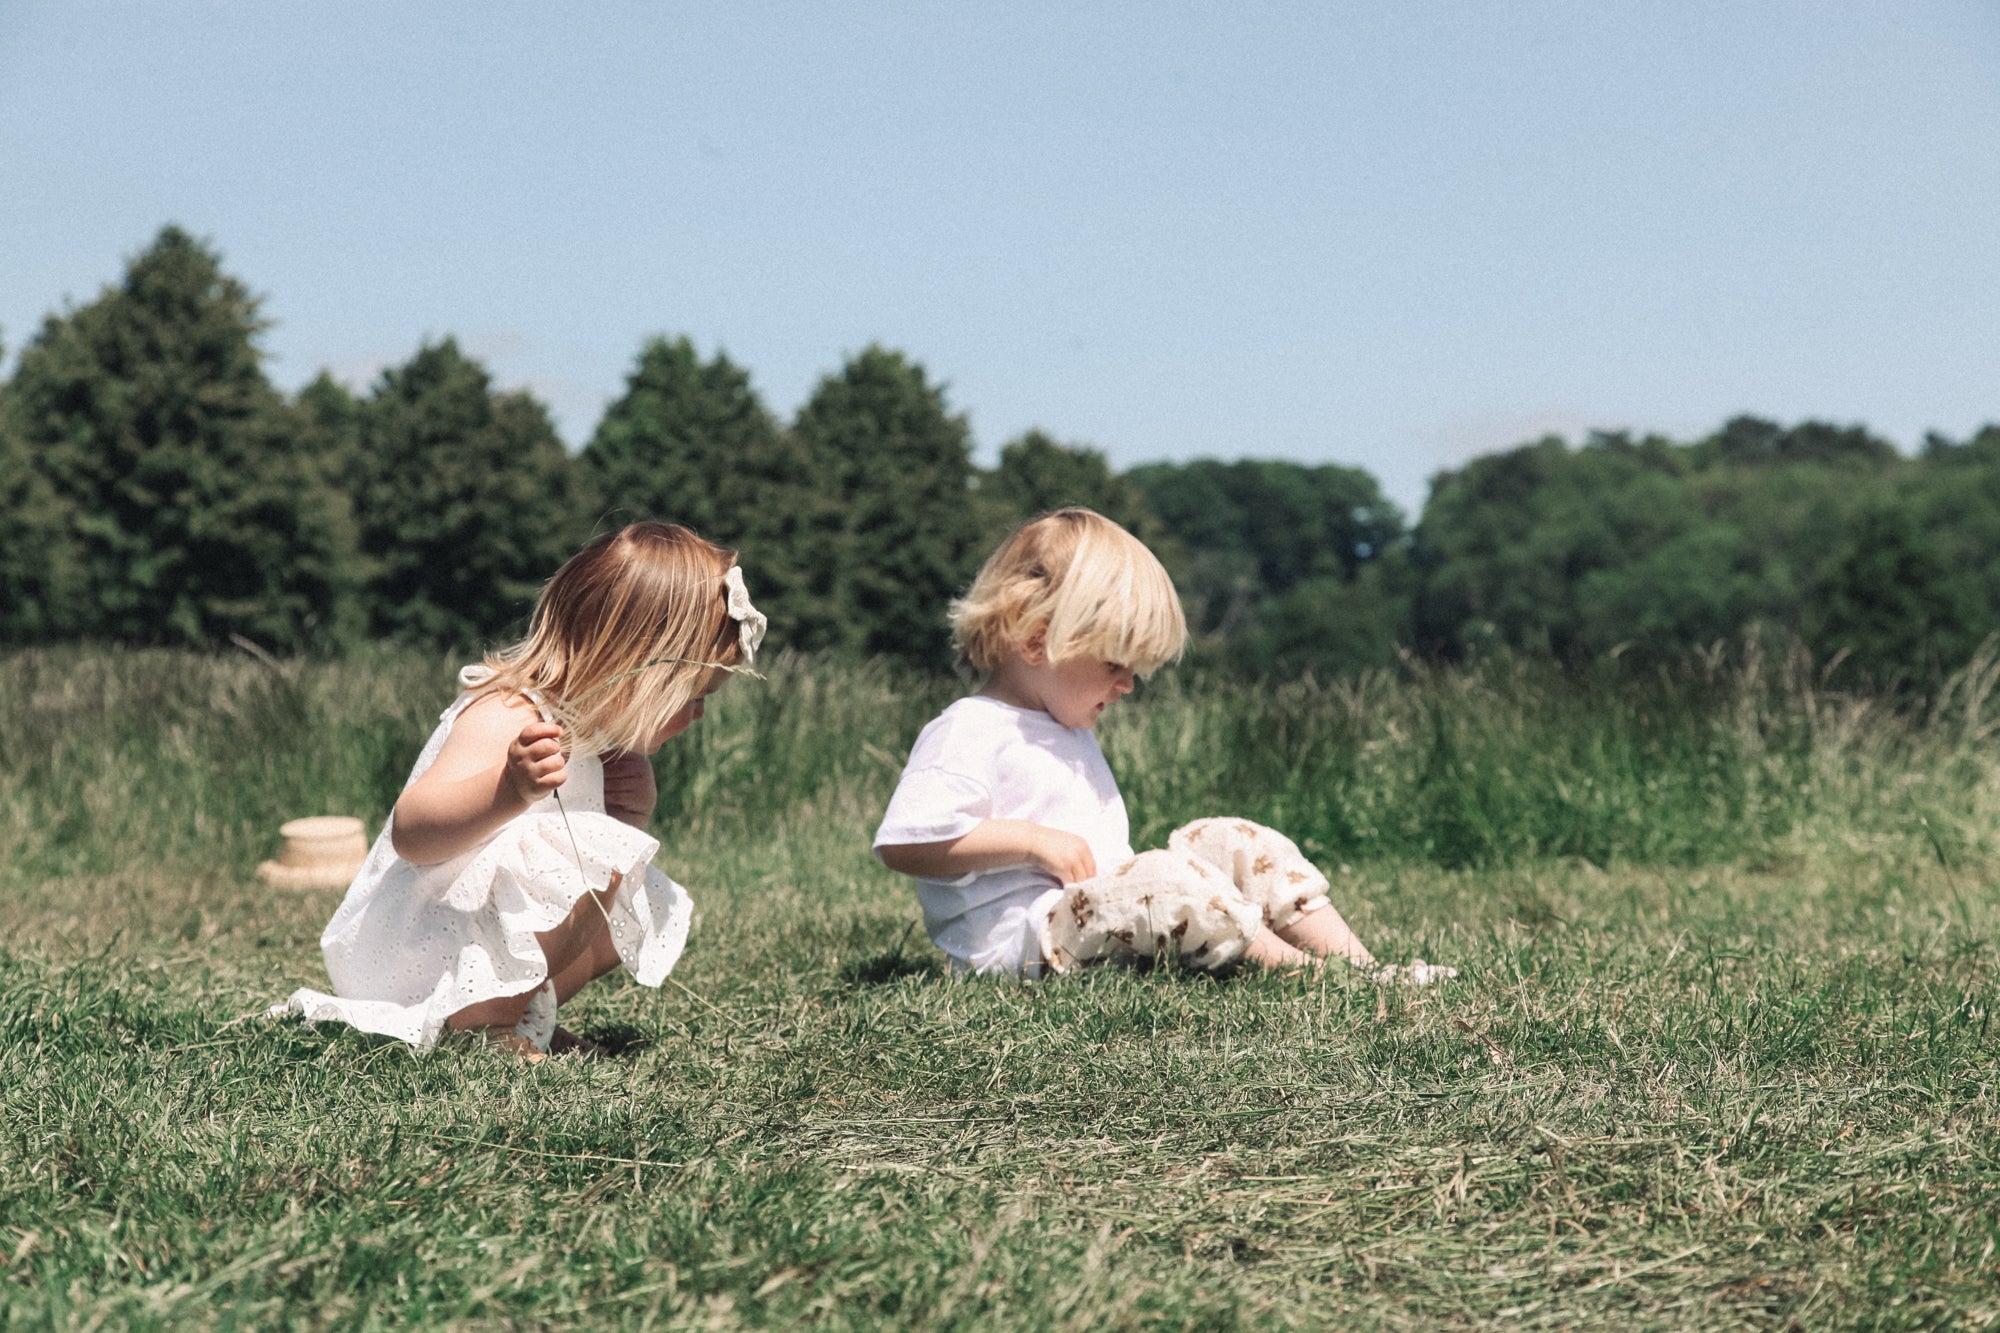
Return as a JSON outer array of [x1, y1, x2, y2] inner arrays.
[[1038, 818, 1335, 973]]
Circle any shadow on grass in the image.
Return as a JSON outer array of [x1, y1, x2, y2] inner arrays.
[[570, 1021, 652, 1058], [838, 946, 944, 988], [831, 941, 1243, 990], [832, 922, 946, 988], [288, 1019, 655, 1063]]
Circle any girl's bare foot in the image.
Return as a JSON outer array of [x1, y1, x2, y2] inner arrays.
[[480, 1029, 549, 1062]]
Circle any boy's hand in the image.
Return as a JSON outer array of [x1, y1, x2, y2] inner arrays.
[[1026, 826, 1097, 884], [600, 750, 658, 823], [504, 722, 568, 805]]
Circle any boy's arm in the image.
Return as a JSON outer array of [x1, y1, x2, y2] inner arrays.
[[878, 819, 1098, 884]]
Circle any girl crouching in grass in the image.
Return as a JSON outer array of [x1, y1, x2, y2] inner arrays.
[[276, 522, 766, 1059], [874, 508, 1451, 983]]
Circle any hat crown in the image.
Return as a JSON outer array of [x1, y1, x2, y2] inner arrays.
[[259, 815, 368, 889]]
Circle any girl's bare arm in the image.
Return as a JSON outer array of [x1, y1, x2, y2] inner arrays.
[[392, 693, 567, 866]]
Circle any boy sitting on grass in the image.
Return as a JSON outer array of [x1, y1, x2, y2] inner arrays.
[[873, 507, 1452, 983]]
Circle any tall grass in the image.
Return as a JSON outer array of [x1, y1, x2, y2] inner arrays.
[[1115, 638, 2000, 870], [5, 638, 1991, 888], [1, 646, 440, 881]]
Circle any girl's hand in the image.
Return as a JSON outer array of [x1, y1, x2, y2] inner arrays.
[[1026, 826, 1097, 884], [392, 693, 570, 866], [601, 750, 658, 827], [504, 721, 568, 805]]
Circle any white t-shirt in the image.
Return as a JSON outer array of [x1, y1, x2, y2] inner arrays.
[[873, 694, 1134, 976]]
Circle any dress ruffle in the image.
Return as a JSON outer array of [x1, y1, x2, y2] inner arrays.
[[273, 809, 692, 1050]]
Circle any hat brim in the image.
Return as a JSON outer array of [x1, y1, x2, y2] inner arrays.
[[257, 860, 362, 891]]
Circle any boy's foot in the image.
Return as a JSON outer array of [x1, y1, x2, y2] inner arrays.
[[1373, 959, 1458, 986], [550, 1026, 609, 1060]]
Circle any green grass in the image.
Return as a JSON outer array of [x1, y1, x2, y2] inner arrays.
[[3, 645, 1999, 1329]]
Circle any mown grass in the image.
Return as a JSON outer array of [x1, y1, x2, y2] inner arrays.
[[3, 644, 1998, 1329]]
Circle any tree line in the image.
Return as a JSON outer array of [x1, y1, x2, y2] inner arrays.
[[4, 227, 1997, 683]]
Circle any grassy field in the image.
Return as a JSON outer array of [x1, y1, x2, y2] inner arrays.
[[3, 644, 1999, 1330]]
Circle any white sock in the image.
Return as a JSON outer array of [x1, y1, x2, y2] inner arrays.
[[511, 981, 558, 1053]]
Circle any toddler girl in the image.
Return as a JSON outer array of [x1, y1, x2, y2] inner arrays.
[[874, 508, 1451, 982], [276, 521, 766, 1058]]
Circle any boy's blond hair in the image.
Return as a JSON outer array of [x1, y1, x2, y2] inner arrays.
[[477, 522, 744, 755], [951, 508, 1186, 675]]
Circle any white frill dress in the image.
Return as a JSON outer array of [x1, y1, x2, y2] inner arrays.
[[273, 667, 695, 1050]]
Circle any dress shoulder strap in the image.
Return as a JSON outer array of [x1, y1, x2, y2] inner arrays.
[[453, 663, 553, 723]]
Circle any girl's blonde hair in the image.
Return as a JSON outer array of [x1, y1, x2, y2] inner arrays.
[[951, 508, 1186, 675], [477, 522, 744, 754]]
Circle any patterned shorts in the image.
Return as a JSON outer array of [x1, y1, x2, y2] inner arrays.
[[1038, 818, 1335, 973]]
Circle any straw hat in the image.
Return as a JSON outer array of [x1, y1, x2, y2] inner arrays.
[[257, 815, 368, 890]]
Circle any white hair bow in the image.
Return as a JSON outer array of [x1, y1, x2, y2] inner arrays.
[[724, 565, 768, 665]]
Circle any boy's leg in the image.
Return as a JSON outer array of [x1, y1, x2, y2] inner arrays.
[[1277, 903, 1375, 968], [1171, 819, 1454, 983], [1169, 819, 1375, 967], [1243, 927, 1314, 969], [1040, 850, 1263, 973]]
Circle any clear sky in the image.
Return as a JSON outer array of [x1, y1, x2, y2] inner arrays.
[[4, 1, 1997, 516]]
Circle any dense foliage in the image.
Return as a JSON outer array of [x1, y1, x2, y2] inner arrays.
[[0, 227, 358, 650], [4, 225, 1997, 678], [792, 346, 983, 665], [578, 336, 826, 649], [1410, 424, 2000, 683]]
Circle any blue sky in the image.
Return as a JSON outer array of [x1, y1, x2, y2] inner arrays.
[[3, 1, 1997, 516]]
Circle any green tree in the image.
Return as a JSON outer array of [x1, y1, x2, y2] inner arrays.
[[793, 346, 980, 664], [580, 336, 824, 652], [354, 339, 590, 649], [1129, 458, 1404, 640], [0, 359, 84, 641], [1807, 502, 1986, 684], [292, 372, 365, 486], [1404, 420, 1964, 669], [1699, 415, 1899, 470], [1227, 565, 1404, 678], [1413, 431, 1813, 661], [1903, 426, 2000, 648], [0, 226, 358, 649], [978, 429, 1165, 537]]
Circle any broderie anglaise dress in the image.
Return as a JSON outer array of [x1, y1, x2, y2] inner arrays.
[[274, 666, 694, 1049]]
